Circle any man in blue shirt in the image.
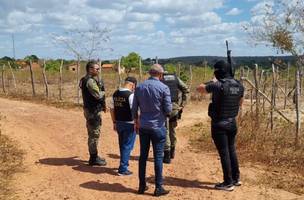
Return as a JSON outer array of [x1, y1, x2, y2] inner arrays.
[[132, 64, 172, 197]]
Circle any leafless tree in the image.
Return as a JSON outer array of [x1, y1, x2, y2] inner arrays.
[[52, 24, 111, 103]]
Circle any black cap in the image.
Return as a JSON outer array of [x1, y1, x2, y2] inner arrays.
[[125, 76, 137, 85], [214, 60, 229, 71], [213, 60, 230, 79]]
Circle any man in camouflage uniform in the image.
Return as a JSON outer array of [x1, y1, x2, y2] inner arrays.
[[161, 72, 189, 164], [80, 60, 107, 166]]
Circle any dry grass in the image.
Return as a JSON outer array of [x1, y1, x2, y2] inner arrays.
[[0, 114, 24, 200], [188, 111, 304, 195]]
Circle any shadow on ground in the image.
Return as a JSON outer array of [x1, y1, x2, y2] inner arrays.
[[39, 156, 117, 175], [107, 153, 154, 162], [80, 181, 137, 193], [147, 176, 217, 190]]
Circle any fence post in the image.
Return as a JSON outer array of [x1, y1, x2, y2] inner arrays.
[[295, 68, 301, 148], [139, 56, 142, 83], [118, 57, 122, 88], [253, 64, 260, 127], [29, 60, 36, 97], [284, 62, 290, 109], [42, 60, 49, 99], [76, 56, 80, 104], [59, 59, 63, 101], [7, 62, 17, 92], [1, 65, 6, 94], [270, 63, 276, 133]]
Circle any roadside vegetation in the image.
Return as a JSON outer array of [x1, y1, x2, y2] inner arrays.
[[188, 109, 304, 195], [0, 114, 24, 200]]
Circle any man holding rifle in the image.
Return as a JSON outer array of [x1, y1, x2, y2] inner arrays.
[[197, 43, 244, 191]]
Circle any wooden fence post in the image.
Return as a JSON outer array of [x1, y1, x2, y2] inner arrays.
[[42, 60, 49, 99], [139, 56, 142, 83], [76, 56, 80, 104], [253, 64, 260, 127], [29, 60, 36, 97], [238, 67, 244, 119], [118, 57, 122, 88], [1, 65, 6, 94], [270, 63, 276, 133], [59, 59, 63, 101], [7, 62, 17, 92], [284, 62, 290, 109], [295, 68, 301, 148], [189, 65, 193, 93]]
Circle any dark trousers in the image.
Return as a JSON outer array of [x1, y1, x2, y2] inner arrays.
[[211, 118, 240, 185], [116, 121, 136, 173], [138, 127, 166, 189]]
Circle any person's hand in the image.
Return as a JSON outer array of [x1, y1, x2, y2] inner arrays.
[[134, 120, 140, 134], [103, 107, 108, 113], [196, 84, 205, 93], [212, 77, 218, 82]]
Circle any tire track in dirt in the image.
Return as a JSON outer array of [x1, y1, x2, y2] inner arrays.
[[0, 98, 302, 200]]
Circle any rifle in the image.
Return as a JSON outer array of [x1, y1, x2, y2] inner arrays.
[[226, 40, 234, 77]]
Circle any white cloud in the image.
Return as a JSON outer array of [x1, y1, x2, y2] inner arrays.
[[0, 0, 279, 58], [226, 8, 243, 16]]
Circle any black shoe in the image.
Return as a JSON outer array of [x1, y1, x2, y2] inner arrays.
[[170, 147, 175, 159], [138, 186, 148, 194], [154, 187, 169, 197], [163, 150, 171, 164], [214, 182, 235, 191], [89, 155, 107, 166]]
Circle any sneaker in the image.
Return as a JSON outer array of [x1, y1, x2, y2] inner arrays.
[[215, 182, 235, 191], [233, 180, 242, 186], [154, 187, 170, 197], [118, 170, 133, 176], [137, 185, 148, 194]]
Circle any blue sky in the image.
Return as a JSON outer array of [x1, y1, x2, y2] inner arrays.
[[0, 0, 279, 60]]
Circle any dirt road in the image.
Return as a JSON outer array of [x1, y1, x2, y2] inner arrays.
[[0, 97, 302, 200]]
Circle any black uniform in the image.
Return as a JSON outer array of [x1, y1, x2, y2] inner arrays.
[[206, 61, 244, 186]]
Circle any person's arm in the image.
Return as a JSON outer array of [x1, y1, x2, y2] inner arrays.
[[177, 78, 190, 107], [196, 83, 207, 94], [86, 78, 105, 100], [108, 97, 116, 131], [132, 89, 140, 133], [163, 86, 172, 116]]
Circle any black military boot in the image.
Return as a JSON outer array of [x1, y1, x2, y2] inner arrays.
[[163, 150, 171, 164], [170, 147, 175, 159], [89, 154, 107, 166]]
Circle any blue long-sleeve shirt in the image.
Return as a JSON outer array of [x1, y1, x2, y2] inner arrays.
[[132, 77, 172, 129]]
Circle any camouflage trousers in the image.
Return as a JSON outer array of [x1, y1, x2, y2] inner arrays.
[[164, 119, 177, 151], [84, 109, 102, 155]]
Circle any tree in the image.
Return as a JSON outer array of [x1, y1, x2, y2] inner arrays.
[[121, 52, 140, 73], [45, 60, 61, 72], [244, 0, 304, 60], [52, 24, 111, 60], [52, 23, 111, 103], [24, 55, 39, 62], [244, 0, 304, 148]]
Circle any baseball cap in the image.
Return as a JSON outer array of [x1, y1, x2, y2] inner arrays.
[[125, 76, 137, 85]]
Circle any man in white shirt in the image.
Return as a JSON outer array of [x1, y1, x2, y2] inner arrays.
[[109, 77, 137, 176]]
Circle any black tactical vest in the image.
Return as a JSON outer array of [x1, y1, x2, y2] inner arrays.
[[161, 73, 179, 103], [80, 75, 105, 113], [209, 79, 243, 120], [113, 90, 133, 122]]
